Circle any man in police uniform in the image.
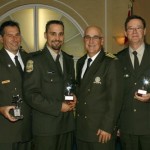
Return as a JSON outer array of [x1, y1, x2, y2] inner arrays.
[[117, 15, 150, 150], [76, 26, 123, 150], [23, 20, 76, 150], [0, 21, 31, 150]]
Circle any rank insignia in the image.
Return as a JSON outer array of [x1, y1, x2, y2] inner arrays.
[[26, 60, 34, 73], [93, 77, 101, 84], [105, 52, 118, 59]]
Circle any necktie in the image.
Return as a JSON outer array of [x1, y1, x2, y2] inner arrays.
[[84, 58, 92, 76], [55, 54, 62, 75], [14, 56, 23, 77], [133, 51, 139, 71]]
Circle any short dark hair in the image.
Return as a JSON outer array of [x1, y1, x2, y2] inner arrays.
[[45, 20, 64, 33], [125, 15, 146, 31], [0, 20, 21, 36]]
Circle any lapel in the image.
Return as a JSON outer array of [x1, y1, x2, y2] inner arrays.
[[76, 54, 87, 84], [62, 51, 70, 80], [79, 50, 105, 90], [19, 50, 26, 68], [123, 48, 134, 73]]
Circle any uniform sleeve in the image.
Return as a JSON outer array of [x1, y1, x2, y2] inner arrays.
[[23, 59, 62, 117], [100, 59, 124, 133]]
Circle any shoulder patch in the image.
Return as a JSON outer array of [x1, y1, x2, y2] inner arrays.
[[105, 52, 118, 60], [26, 60, 34, 73]]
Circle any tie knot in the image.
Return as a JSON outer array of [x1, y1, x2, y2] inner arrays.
[[133, 51, 138, 56], [87, 58, 92, 64], [15, 55, 18, 59]]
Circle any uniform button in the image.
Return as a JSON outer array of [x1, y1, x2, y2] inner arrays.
[[84, 102, 87, 104], [88, 89, 90, 92], [50, 79, 53, 82], [77, 114, 80, 117], [84, 116, 87, 119], [134, 82, 137, 85], [133, 109, 136, 112]]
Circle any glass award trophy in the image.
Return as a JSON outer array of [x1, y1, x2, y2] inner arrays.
[[64, 79, 75, 102], [137, 77, 150, 96], [12, 94, 23, 119]]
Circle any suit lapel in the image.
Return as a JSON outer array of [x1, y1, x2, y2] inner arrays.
[[76, 55, 87, 84], [124, 49, 134, 72], [62, 52, 70, 80]]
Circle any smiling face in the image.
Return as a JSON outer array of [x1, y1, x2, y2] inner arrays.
[[0, 26, 21, 55], [44, 24, 64, 53], [125, 19, 146, 46], [84, 26, 104, 57]]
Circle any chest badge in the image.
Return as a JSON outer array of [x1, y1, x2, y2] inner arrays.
[[26, 60, 34, 73], [93, 77, 101, 84]]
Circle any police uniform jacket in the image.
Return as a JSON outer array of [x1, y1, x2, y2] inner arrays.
[[117, 44, 150, 135], [76, 49, 123, 142], [0, 48, 31, 143], [23, 46, 75, 136]]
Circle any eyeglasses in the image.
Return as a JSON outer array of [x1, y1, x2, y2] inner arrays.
[[84, 35, 103, 41], [127, 27, 144, 32]]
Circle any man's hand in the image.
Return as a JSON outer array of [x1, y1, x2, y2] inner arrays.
[[61, 95, 77, 112], [134, 92, 150, 102], [67, 95, 77, 109], [97, 129, 111, 143], [0, 106, 18, 122]]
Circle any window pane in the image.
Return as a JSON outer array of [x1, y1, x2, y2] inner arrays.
[[62, 35, 84, 57], [11, 9, 34, 52]]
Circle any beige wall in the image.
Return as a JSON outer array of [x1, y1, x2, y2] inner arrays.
[[0, 0, 147, 55], [134, 0, 150, 44]]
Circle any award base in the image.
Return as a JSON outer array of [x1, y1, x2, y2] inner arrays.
[[65, 95, 74, 101], [137, 89, 147, 96], [13, 108, 24, 119]]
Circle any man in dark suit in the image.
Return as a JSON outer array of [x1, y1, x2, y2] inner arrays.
[[23, 20, 76, 150], [76, 26, 123, 150], [117, 15, 150, 150], [0, 21, 31, 150]]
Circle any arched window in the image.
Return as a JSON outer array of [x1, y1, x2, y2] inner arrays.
[[0, 4, 85, 58]]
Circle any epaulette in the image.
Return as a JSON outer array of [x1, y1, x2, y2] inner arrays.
[[62, 51, 74, 58], [30, 50, 43, 57], [105, 52, 118, 60]]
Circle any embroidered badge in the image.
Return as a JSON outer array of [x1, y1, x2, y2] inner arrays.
[[93, 77, 101, 84], [26, 60, 34, 73]]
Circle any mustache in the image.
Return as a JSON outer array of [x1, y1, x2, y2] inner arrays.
[[52, 40, 62, 42]]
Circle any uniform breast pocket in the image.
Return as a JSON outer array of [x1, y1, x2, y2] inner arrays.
[[0, 79, 11, 88], [43, 71, 60, 84]]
